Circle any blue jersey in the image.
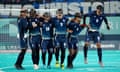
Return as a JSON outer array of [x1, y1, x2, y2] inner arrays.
[[28, 17, 41, 35], [68, 21, 83, 37], [84, 11, 108, 31], [18, 17, 28, 38], [17, 17, 28, 48], [41, 21, 53, 39], [52, 16, 68, 35]]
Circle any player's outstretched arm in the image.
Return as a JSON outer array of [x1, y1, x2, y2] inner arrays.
[[103, 16, 110, 30]]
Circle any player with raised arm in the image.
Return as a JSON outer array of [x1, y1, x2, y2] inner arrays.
[[83, 5, 110, 67]]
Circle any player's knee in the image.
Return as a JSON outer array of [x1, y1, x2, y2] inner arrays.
[[96, 43, 101, 48]]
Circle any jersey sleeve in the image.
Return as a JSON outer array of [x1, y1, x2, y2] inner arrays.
[[103, 15, 108, 25], [18, 18, 22, 34], [68, 21, 73, 30], [83, 11, 94, 24]]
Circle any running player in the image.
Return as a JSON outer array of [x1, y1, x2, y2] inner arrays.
[[28, 9, 41, 70], [83, 5, 110, 67], [53, 9, 69, 69], [14, 9, 28, 70], [67, 13, 86, 68], [41, 12, 54, 69]]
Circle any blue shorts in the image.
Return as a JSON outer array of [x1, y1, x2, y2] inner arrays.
[[85, 31, 101, 43], [19, 37, 28, 49], [54, 35, 67, 49], [29, 35, 41, 49], [41, 39, 53, 52], [68, 37, 78, 49]]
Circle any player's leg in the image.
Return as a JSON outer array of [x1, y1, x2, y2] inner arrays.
[[83, 32, 91, 64], [41, 40, 47, 68], [83, 42, 89, 64], [30, 36, 39, 70], [95, 32, 103, 67], [31, 48, 39, 69], [67, 48, 74, 68], [47, 40, 53, 69], [60, 40, 67, 69], [36, 45, 40, 66], [96, 43, 103, 67], [15, 38, 27, 70], [36, 36, 41, 66], [67, 38, 74, 68], [55, 47, 60, 64], [54, 38, 60, 67], [15, 48, 27, 70], [71, 41, 78, 64], [70, 39, 78, 68], [60, 47, 65, 69]]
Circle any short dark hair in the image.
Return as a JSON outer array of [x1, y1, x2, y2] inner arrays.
[[97, 5, 104, 11], [56, 9, 63, 14], [74, 12, 82, 18], [20, 9, 27, 13], [43, 12, 51, 17], [29, 9, 36, 14]]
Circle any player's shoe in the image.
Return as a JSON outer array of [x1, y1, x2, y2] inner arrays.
[[99, 62, 104, 67], [14, 64, 25, 70], [61, 64, 64, 70], [33, 64, 39, 70], [55, 61, 60, 68], [67, 64, 73, 69], [43, 65, 47, 69], [84, 58, 88, 64], [47, 65, 51, 69]]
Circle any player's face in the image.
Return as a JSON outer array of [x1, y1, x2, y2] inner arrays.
[[57, 13, 63, 19], [44, 16, 50, 21], [97, 9, 102, 15], [75, 17, 81, 23], [21, 12, 27, 17], [30, 12, 36, 17]]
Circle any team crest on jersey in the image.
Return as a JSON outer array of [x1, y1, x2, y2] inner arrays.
[[63, 19, 65, 22], [49, 24, 52, 27], [35, 19, 37, 21], [46, 27, 50, 31], [96, 19, 99, 23], [100, 17, 103, 20], [74, 25, 76, 28], [60, 22, 63, 26], [76, 27, 79, 31], [57, 20, 59, 22]]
